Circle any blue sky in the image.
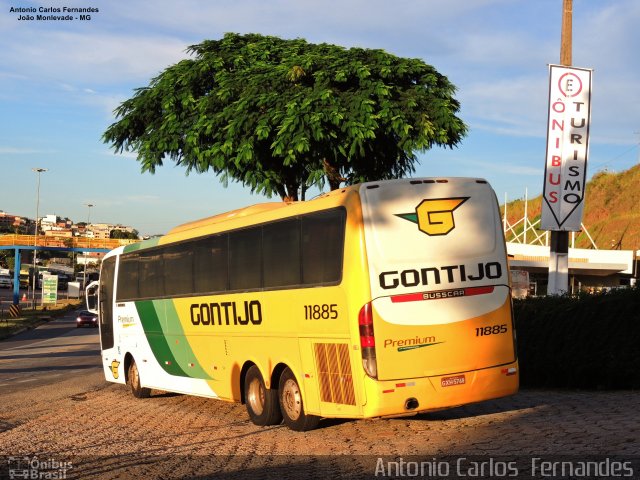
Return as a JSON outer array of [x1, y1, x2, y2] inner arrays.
[[1, 0, 638, 236]]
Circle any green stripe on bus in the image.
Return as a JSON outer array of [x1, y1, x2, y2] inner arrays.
[[159, 299, 212, 380], [123, 237, 160, 253], [135, 300, 188, 377]]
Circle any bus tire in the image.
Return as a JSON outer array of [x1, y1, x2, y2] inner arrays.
[[278, 367, 320, 431], [128, 359, 151, 399], [244, 365, 282, 426]]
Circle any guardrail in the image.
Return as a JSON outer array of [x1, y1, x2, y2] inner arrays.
[[0, 234, 138, 250]]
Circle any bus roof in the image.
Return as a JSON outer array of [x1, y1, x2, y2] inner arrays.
[[165, 184, 366, 237], [123, 177, 490, 254], [167, 202, 293, 235]]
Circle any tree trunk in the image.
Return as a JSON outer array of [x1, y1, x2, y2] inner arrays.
[[282, 182, 299, 202], [323, 159, 345, 191]]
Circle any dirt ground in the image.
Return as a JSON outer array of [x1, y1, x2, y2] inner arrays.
[[1, 369, 639, 479]]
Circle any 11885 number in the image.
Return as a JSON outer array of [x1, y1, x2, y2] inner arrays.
[[304, 304, 338, 320], [475, 324, 508, 336]]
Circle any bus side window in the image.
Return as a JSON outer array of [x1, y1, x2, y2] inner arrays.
[[139, 251, 164, 299], [164, 245, 194, 296], [263, 219, 301, 288], [193, 234, 228, 294], [117, 254, 139, 301], [229, 228, 262, 291], [301, 210, 345, 285]]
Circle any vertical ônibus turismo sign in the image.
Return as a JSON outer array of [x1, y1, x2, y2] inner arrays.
[[541, 64, 592, 231]]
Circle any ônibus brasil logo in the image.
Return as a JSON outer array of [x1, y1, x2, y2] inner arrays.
[[396, 197, 469, 236]]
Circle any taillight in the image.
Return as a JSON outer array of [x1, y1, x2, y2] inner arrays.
[[359, 302, 374, 346], [358, 302, 378, 379]]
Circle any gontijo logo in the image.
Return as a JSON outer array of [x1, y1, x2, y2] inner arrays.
[[110, 360, 120, 379], [396, 197, 469, 236]]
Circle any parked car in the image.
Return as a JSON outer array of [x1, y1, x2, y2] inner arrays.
[[76, 310, 99, 328], [57, 274, 70, 291], [0, 275, 13, 289]]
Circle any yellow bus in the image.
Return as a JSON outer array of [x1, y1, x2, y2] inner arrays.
[[87, 177, 518, 431]]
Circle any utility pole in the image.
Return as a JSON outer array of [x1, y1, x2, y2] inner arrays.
[[547, 0, 572, 295], [31, 167, 47, 307], [82, 203, 94, 293], [560, 0, 572, 66]]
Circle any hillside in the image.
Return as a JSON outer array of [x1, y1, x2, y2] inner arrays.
[[502, 164, 640, 250]]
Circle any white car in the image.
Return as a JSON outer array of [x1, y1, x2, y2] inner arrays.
[[0, 275, 13, 288]]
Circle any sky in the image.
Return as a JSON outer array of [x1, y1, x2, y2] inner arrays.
[[1, 0, 639, 236]]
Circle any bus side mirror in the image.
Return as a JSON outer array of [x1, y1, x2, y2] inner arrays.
[[86, 281, 99, 313]]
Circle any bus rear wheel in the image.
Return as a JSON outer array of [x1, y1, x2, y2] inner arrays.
[[278, 367, 320, 431], [128, 359, 151, 399], [244, 365, 282, 426]]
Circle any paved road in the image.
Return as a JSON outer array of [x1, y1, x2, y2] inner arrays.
[[0, 319, 638, 479], [0, 311, 101, 393]]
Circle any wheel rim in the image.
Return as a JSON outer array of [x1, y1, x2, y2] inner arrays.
[[247, 377, 265, 416], [282, 378, 302, 421], [130, 365, 139, 388]]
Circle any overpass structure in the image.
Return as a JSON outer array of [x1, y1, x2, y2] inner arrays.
[[0, 234, 138, 305]]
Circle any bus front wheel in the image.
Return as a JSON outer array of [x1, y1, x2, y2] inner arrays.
[[128, 359, 151, 399], [278, 367, 320, 431], [244, 365, 282, 426]]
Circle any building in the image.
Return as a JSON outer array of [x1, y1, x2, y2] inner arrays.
[[76, 251, 105, 266], [86, 223, 137, 240], [0, 211, 29, 232], [507, 242, 637, 295], [87, 223, 111, 240], [0, 211, 14, 229], [503, 202, 638, 296], [40, 214, 73, 233]]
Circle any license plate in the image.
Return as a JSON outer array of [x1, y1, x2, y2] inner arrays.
[[441, 374, 466, 387]]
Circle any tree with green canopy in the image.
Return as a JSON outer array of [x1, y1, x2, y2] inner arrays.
[[103, 33, 467, 201], [110, 229, 140, 240]]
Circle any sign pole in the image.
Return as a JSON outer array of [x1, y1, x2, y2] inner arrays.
[[547, 0, 572, 295]]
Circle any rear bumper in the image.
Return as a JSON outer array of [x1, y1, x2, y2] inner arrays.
[[361, 362, 519, 418]]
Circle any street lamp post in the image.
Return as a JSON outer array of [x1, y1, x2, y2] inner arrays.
[[32, 168, 48, 307], [82, 203, 94, 293]]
